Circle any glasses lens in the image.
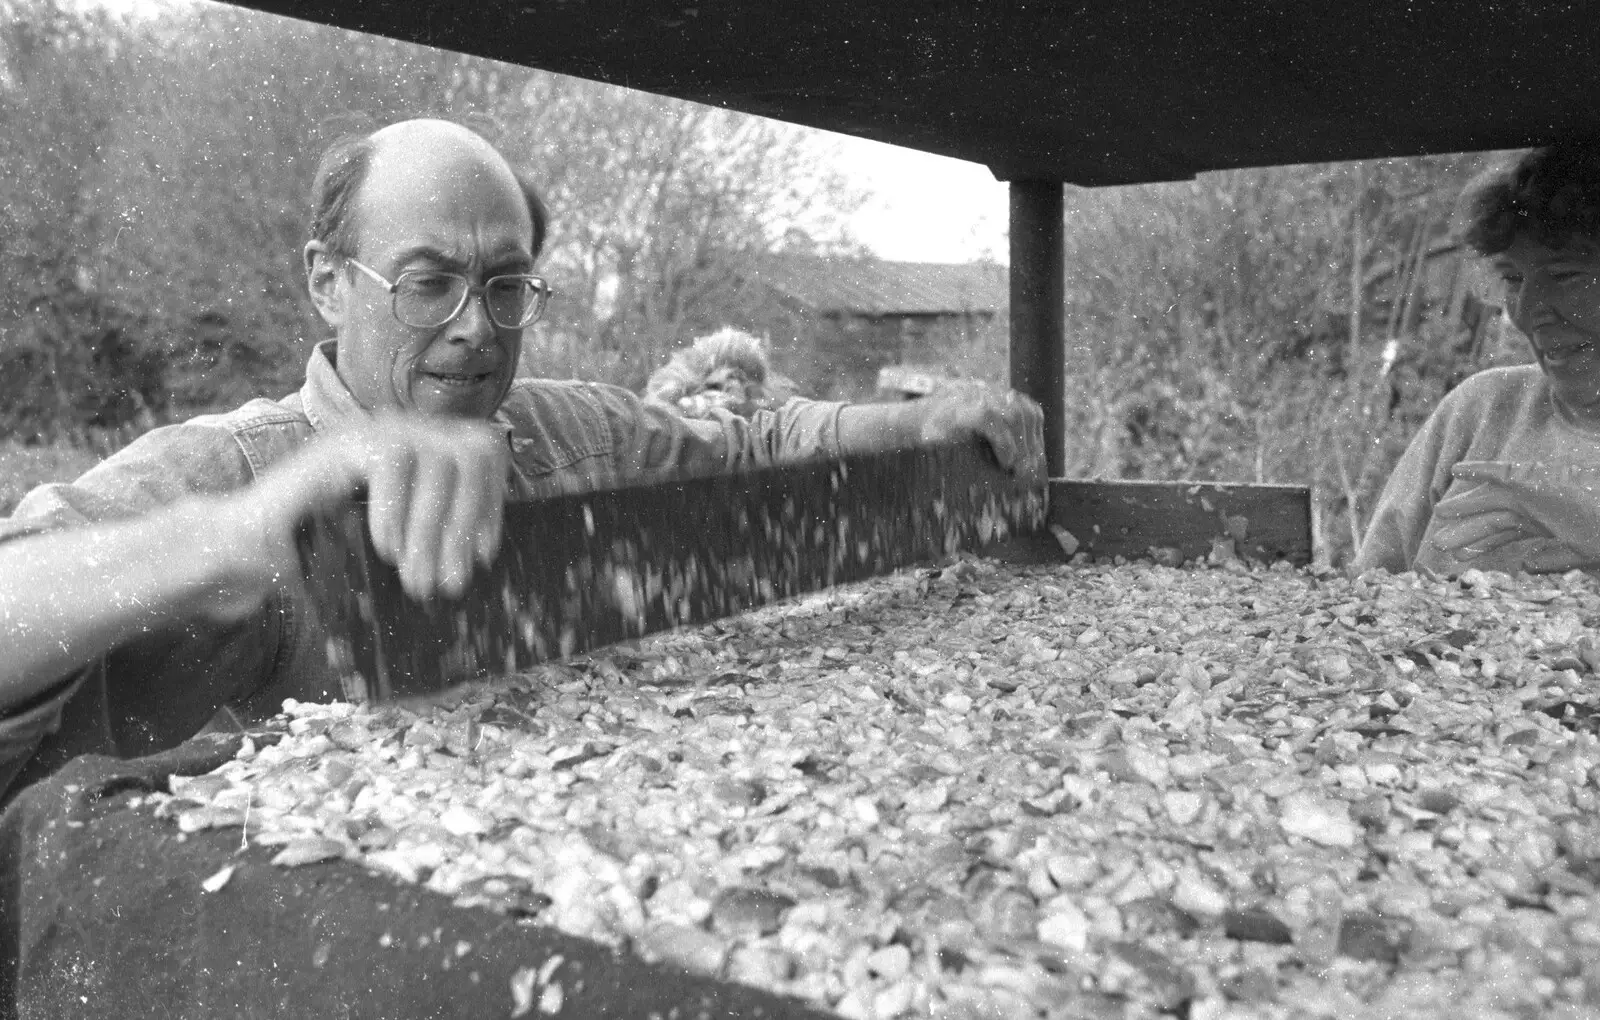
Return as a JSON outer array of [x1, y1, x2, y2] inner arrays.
[[487, 277, 550, 328], [393, 271, 469, 328], [486, 277, 539, 328], [392, 271, 548, 328]]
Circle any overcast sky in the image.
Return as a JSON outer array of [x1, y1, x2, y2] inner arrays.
[[826, 133, 1009, 265]]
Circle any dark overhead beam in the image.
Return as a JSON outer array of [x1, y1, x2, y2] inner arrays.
[[218, 0, 1600, 187]]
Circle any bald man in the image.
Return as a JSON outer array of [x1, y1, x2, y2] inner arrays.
[[0, 120, 1044, 802]]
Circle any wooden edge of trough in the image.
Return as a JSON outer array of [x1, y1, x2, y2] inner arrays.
[[984, 479, 1315, 568]]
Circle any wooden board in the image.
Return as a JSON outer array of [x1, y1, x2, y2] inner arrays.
[[1046, 479, 1315, 567], [226, 0, 1600, 186]]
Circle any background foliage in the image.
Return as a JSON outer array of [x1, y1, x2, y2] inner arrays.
[[921, 159, 1525, 564], [0, 0, 1533, 563], [0, 0, 865, 439]]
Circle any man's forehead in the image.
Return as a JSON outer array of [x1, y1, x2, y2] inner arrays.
[[353, 135, 533, 260], [362, 138, 519, 203], [386, 241, 534, 270]]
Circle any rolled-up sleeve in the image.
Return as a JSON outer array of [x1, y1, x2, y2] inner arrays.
[[0, 516, 105, 806], [596, 387, 847, 481], [0, 423, 257, 800], [1355, 410, 1454, 574]]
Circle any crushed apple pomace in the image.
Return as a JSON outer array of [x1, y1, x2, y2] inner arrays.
[[150, 559, 1600, 1019]]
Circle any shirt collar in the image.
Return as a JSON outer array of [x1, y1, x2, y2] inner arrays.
[[299, 339, 513, 443], [298, 340, 367, 434]]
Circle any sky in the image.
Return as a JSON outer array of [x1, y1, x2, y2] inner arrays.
[[823, 133, 1009, 265]]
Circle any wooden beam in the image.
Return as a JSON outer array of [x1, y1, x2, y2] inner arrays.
[[1008, 181, 1066, 477], [1049, 480, 1315, 567]]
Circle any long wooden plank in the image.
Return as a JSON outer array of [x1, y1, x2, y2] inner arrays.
[[1047, 479, 1315, 567], [296, 442, 1047, 701]]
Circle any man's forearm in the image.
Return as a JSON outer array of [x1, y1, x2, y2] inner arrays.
[[0, 497, 248, 713]]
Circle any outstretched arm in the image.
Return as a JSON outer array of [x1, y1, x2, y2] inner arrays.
[[0, 415, 508, 714], [837, 389, 1047, 484]]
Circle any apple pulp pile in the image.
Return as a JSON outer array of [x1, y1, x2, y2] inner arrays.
[[151, 558, 1600, 1019]]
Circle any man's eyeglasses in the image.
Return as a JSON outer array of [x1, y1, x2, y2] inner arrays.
[[345, 256, 552, 330]]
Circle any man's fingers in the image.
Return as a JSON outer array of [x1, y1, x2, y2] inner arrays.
[[983, 406, 1020, 471], [464, 428, 508, 569], [399, 454, 458, 600], [1018, 397, 1045, 482], [440, 452, 495, 595], [989, 391, 1045, 483], [478, 491, 503, 570], [366, 439, 417, 569]]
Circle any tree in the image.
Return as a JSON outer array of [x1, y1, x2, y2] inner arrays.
[[1048, 154, 1511, 563], [0, 0, 868, 433], [0, 0, 160, 442], [92, 4, 489, 411], [502, 75, 868, 390]]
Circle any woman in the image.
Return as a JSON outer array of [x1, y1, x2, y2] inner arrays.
[[643, 327, 801, 419], [1357, 141, 1600, 576]]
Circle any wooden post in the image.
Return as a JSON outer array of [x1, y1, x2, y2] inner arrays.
[[1008, 180, 1066, 477]]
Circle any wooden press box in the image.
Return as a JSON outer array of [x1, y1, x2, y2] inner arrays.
[[10, 476, 1448, 1020]]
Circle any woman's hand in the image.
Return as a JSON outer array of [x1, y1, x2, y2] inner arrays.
[[1431, 480, 1552, 558], [1433, 461, 1600, 573]]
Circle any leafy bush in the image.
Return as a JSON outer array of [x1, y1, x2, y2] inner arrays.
[[0, 276, 166, 443]]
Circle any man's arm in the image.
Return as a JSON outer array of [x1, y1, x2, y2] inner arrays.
[[836, 391, 1046, 483], [591, 383, 1045, 486], [0, 496, 257, 713], [0, 415, 509, 715]]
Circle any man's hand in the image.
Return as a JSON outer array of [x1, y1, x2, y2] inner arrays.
[[211, 414, 508, 615], [838, 388, 1046, 483], [913, 389, 1047, 484]]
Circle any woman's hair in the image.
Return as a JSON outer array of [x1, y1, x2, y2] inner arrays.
[[1459, 140, 1600, 256], [645, 329, 774, 403], [644, 328, 801, 417], [308, 124, 549, 260]]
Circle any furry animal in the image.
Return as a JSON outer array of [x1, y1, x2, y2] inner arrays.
[[644, 328, 801, 419]]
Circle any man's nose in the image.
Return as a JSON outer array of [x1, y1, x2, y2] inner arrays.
[[447, 288, 497, 345]]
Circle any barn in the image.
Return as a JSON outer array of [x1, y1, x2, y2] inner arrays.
[[739, 254, 1007, 399]]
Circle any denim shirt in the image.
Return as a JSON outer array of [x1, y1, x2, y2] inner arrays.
[[0, 341, 844, 801]]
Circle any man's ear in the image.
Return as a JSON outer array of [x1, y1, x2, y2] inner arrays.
[[304, 241, 344, 328]]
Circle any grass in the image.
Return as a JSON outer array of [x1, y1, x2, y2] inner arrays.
[[0, 441, 103, 516]]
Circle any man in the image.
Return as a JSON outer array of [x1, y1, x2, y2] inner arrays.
[[0, 119, 1044, 803]]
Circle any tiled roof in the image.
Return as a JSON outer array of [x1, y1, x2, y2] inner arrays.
[[749, 255, 1006, 317]]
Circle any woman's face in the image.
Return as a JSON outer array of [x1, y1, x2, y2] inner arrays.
[[1494, 234, 1600, 417]]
